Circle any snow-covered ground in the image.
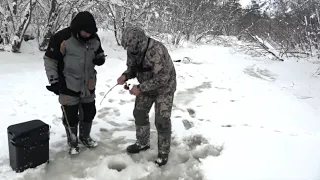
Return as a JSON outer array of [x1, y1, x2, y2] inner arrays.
[[0, 31, 320, 180]]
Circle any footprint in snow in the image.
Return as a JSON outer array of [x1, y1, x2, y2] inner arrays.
[[221, 124, 288, 135], [182, 134, 223, 162], [182, 119, 194, 130], [118, 99, 134, 105], [244, 65, 276, 82], [186, 108, 196, 118], [108, 98, 116, 103], [52, 115, 62, 126], [221, 124, 233, 127], [118, 89, 127, 94], [183, 134, 209, 150], [107, 121, 122, 127], [119, 99, 127, 105], [97, 107, 113, 119], [113, 108, 121, 116], [97, 107, 121, 123], [99, 127, 108, 132], [215, 86, 232, 91]]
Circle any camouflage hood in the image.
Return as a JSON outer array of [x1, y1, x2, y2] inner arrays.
[[121, 26, 149, 54]]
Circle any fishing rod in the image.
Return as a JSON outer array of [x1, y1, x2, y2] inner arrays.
[[100, 83, 131, 105]]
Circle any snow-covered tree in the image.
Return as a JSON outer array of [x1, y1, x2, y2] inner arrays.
[[0, 0, 318, 58], [11, 0, 38, 52]]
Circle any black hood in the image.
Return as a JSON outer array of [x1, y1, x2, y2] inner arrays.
[[70, 11, 97, 40]]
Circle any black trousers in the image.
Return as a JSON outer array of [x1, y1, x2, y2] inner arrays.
[[61, 101, 96, 127]]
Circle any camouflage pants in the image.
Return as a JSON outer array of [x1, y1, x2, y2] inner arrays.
[[133, 93, 174, 155]]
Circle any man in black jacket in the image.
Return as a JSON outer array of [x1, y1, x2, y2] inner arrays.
[[44, 11, 106, 155]]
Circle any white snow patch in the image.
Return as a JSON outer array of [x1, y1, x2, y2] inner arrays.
[[112, 131, 136, 140]]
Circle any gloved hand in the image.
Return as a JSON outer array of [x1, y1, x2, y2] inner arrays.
[[117, 74, 127, 85], [93, 54, 106, 66], [46, 82, 60, 95]]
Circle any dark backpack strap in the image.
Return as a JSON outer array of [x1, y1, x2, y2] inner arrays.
[[138, 37, 151, 72]]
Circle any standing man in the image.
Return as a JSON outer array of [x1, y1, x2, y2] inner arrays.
[[43, 11, 106, 155], [117, 26, 177, 166]]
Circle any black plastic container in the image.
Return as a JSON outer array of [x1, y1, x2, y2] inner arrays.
[[7, 119, 50, 173]]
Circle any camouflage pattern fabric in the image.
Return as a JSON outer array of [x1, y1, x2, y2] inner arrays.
[[155, 93, 174, 154], [121, 26, 177, 96], [133, 93, 174, 154], [121, 26, 148, 54], [136, 124, 150, 146], [121, 26, 177, 155]]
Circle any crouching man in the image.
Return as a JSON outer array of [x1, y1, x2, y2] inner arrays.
[[117, 26, 177, 166], [43, 11, 106, 155]]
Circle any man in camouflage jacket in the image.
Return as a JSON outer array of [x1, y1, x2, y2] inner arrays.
[[117, 26, 177, 166], [43, 11, 106, 155]]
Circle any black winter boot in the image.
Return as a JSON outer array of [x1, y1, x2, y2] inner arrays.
[[155, 153, 169, 166], [79, 121, 98, 148], [65, 126, 80, 155], [126, 142, 150, 154], [126, 124, 150, 153]]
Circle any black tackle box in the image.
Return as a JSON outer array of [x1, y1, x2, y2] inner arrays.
[[7, 119, 50, 172]]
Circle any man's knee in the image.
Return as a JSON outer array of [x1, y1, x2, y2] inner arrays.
[[155, 117, 171, 133], [154, 93, 174, 133], [81, 93, 96, 104], [133, 109, 149, 126], [59, 94, 79, 106], [61, 104, 79, 127], [81, 101, 96, 123]]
